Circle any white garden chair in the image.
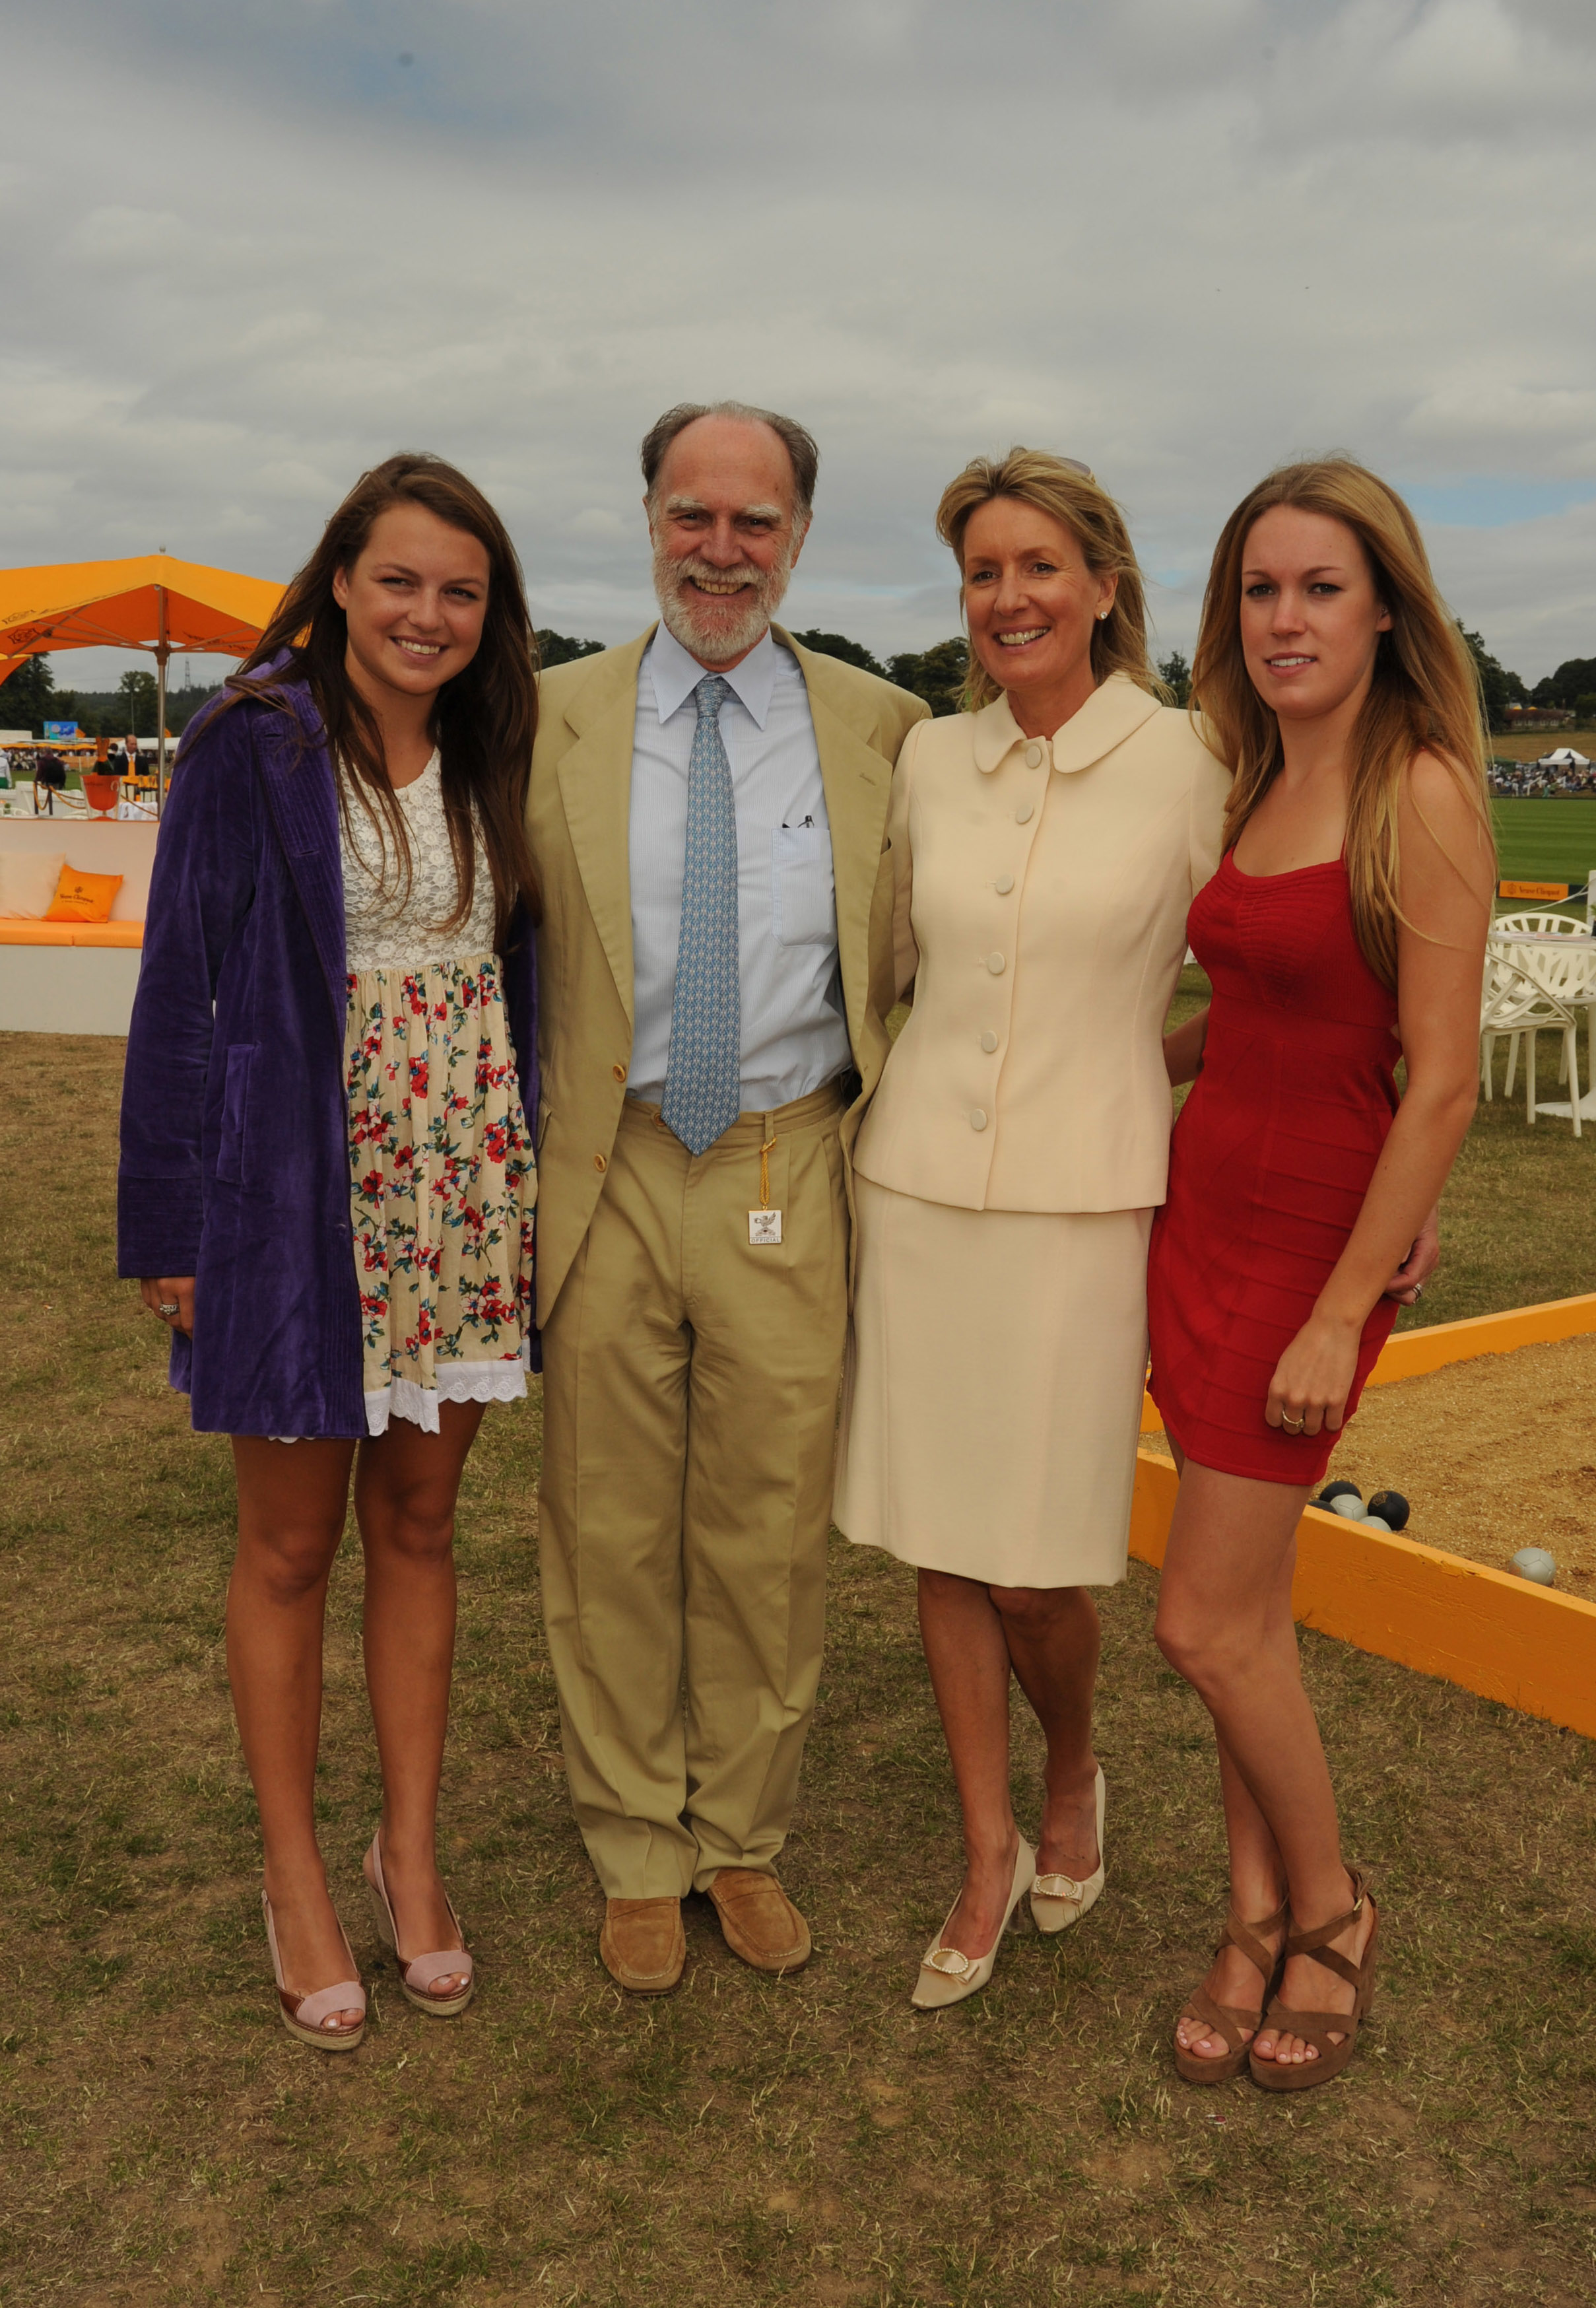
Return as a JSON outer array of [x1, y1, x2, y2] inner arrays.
[[1480, 948, 1583, 1137], [1492, 912, 1588, 938], [1492, 912, 1596, 1093]]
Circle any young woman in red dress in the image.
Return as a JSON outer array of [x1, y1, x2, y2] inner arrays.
[[1147, 460, 1494, 2090]]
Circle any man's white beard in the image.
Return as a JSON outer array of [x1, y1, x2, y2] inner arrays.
[[653, 541, 793, 664]]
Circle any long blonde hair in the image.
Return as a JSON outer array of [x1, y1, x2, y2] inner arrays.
[[935, 448, 1158, 711], [1195, 458, 1492, 989]]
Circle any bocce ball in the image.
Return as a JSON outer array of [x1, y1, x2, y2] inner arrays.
[[1361, 1516, 1393, 1534], [1367, 1489, 1410, 1532], [1317, 1481, 1362, 1508], [1510, 1547, 1556, 1586], [1331, 1493, 1368, 1520]]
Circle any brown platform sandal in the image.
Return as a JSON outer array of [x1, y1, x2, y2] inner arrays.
[[1173, 1896, 1288, 2086], [1249, 1866, 1378, 2093]]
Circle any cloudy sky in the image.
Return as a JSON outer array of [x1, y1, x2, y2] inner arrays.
[[4, 0, 1593, 691]]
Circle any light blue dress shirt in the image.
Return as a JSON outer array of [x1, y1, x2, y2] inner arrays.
[[628, 621, 851, 1112]]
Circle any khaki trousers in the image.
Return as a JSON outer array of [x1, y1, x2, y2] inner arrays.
[[538, 1083, 848, 1897]]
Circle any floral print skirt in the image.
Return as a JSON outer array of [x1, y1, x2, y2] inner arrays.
[[344, 951, 536, 1436]]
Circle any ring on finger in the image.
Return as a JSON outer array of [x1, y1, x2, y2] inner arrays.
[[1280, 1413, 1306, 1435], [157, 1301, 180, 1318]]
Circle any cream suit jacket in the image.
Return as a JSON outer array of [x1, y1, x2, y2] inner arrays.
[[853, 672, 1232, 1215], [526, 625, 929, 1325]]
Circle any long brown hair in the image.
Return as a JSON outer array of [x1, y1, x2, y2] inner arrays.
[[1195, 458, 1492, 988], [935, 448, 1158, 710], [228, 452, 539, 941]]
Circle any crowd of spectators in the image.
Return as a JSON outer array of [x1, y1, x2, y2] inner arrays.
[[1489, 753, 1596, 798], [0, 739, 160, 814]]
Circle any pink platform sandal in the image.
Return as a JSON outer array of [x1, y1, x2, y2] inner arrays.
[[261, 1889, 366, 2053], [363, 1833, 475, 2018]]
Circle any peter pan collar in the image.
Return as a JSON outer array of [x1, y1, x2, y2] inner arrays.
[[972, 669, 1163, 777]]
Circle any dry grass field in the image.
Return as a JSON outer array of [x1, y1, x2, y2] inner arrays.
[[2, 1029, 1595, 2308], [1489, 733, 1594, 765]]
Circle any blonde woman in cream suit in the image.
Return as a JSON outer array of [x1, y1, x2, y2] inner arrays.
[[835, 449, 1231, 2008]]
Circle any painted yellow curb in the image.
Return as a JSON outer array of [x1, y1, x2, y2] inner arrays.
[[1366, 1291, 1596, 1383], [1128, 1449, 1596, 1740]]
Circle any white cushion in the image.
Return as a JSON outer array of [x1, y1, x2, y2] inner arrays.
[[0, 849, 65, 919]]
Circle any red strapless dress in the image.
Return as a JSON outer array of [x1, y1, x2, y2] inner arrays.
[[1147, 850, 1401, 1486]]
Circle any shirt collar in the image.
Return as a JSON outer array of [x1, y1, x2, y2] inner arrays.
[[971, 670, 1163, 776], [646, 619, 780, 731]]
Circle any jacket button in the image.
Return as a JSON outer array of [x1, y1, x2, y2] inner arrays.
[[980, 1030, 999, 1052], [970, 1108, 989, 1131], [1025, 742, 1044, 768], [986, 952, 1005, 974], [612, 1064, 626, 1082], [995, 873, 1014, 894], [594, 1152, 608, 1172], [1015, 802, 1034, 824]]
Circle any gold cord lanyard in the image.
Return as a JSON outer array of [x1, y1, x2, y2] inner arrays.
[[748, 1116, 782, 1245]]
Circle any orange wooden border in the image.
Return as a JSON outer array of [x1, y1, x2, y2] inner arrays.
[[1128, 1450, 1596, 1740], [1365, 1292, 1596, 1383]]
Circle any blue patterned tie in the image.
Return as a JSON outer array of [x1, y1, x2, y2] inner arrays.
[[661, 675, 741, 1155]]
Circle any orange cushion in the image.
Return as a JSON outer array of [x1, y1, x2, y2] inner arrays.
[[44, 864, 124, 924]]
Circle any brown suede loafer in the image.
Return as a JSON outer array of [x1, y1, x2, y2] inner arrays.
[[599, 1897, 685, 1995], [708, 1870, 812, 1975]]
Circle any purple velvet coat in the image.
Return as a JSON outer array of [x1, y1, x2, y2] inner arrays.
[[117, 673, 538, 1437]]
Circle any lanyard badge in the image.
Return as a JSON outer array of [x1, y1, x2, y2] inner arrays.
[[748, 1122, 782, 1244]]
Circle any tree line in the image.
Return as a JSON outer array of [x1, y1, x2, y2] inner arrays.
[[0, 658, 218, 739]]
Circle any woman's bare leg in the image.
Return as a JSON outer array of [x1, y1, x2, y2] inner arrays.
[[1156, 1460, 1376, 2068], [1164, 1435, 1289, 2058], [355, 1400, 484, 1994], [228, 1437, 360, 2022], [990, 1585, 1102, 1880], [916, 1569, 1022, 1960]]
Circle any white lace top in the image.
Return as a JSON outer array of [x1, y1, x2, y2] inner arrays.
[[340, 749, 497, 970]]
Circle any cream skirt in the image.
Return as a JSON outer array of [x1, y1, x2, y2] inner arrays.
[[834, 1180, 1153, 1588]]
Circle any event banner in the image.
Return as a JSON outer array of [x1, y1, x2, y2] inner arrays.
[[42, 720, 80, 739]]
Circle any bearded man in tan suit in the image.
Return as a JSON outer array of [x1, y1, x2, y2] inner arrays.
[[528, 401, 928, 1992]]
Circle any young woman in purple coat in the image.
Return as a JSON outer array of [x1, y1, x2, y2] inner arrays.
[[119, 455, 540, 2050]]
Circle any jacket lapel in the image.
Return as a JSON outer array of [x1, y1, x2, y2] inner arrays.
[[554, 633, 651, 1027], [783, 630, 894, 1057], [251, 684, 348, 1028]]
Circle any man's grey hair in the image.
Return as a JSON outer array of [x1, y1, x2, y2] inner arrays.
[[640, 401, 819, 524]]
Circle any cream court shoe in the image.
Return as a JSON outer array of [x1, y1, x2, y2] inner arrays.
[[1030, 1766, 1106, 1934], [911, 1839, 1036, 2010]]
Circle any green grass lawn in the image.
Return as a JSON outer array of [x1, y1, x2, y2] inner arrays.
[[1, 1035, 1594, 2307], [1491, 797, 1596, 887]]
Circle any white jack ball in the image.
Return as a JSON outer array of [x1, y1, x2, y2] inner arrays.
[[1510, 1547, 1556, 1586]]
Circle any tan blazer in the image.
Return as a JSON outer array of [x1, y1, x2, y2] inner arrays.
[[527, 624, 929, 1324], [853, 672, 1232, 1215]]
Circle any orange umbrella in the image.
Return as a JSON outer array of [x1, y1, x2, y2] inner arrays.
[[0, 553, 284, 808]]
